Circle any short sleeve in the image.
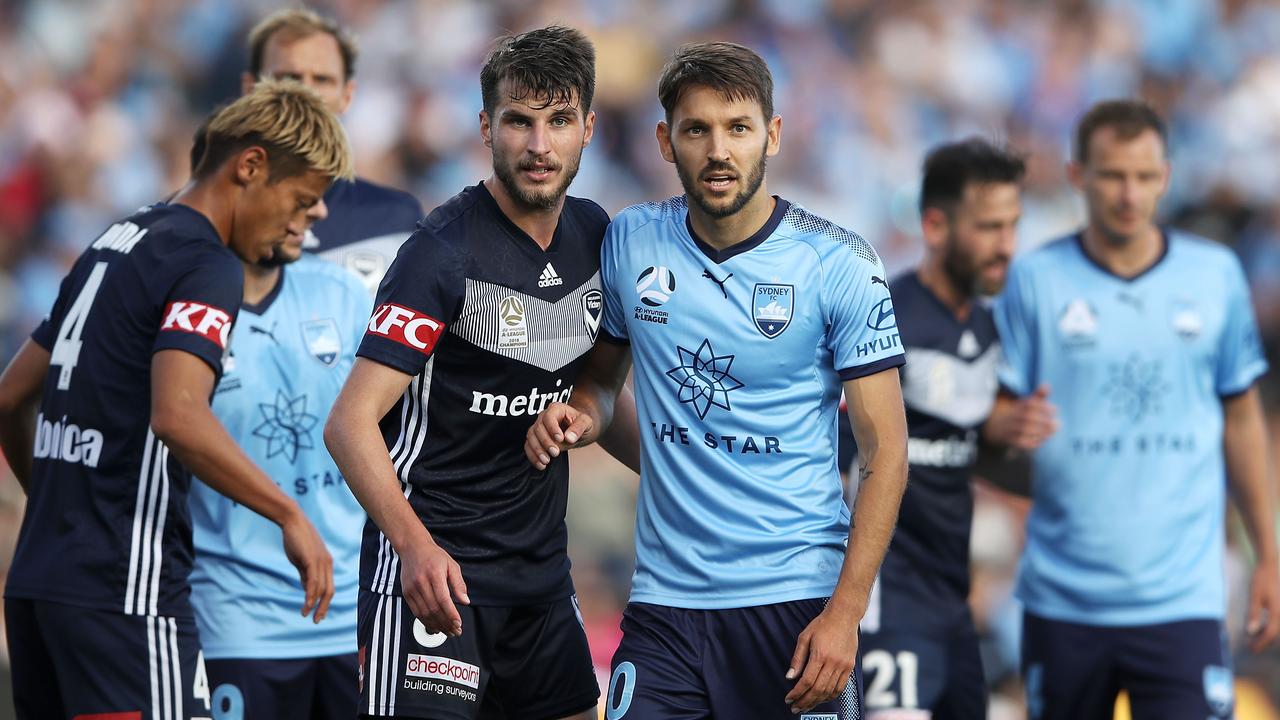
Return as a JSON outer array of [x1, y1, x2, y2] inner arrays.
[[826, 247, 905, 379], [356, 230, 462, 375], [1216, 257, 1268, 396], [599, 220, 630, 344], [992, 259, 1037, 396], [30, 261, 84, 350], [152, 244, 244, 378]]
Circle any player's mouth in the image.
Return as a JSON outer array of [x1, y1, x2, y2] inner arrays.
[[701, 172, 737, 193], [520, 161, 559, 183]]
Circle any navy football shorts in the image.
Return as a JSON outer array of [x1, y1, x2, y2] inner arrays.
[[7, 597, 208, 720], [1022, 611, 1234, 720], [605, 599, 862, 719], [203, 653, 357, 720], [861, 615, 985, 720], [357, 592, 598, 719]]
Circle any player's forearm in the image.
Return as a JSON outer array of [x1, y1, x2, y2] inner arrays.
[[0, 340, 52, 492], [1224, 389, 1279, 563], [0, 399, 36, 491], [832, 439, 908, 618], [568, 374, 621, 446], [597, 383, 640, 473], [324, 412, 432, 552], [154, 402, 299, 527]]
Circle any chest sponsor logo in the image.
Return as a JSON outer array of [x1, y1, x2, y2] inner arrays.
[[161, 300, 233, 350], [636, 266, 676, 307], [1058, 299, 1098, 345], [498, 296, 528, 349], [753, 283, 793, 338], [665, 339, 744, 419], [366, 303, 445, 355], [405, 654, 480, 689], [799, 715, 838, 720], [300, 318, 342, 366], [908, 432, 978, 468], [866, 297, 896, 331], [33, 413, 104, 468], [582, 289, 603, 343], [469, 380, 574, 417]]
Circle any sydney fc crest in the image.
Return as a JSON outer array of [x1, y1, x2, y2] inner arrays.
[[753, 283, 793, 338], [300, 318, 342, 366], [582, 289, 603, 343]]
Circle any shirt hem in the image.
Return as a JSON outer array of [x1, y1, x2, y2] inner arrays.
[[4, 586, 195, 619], [200, 640, 358, 661], [628, 584, 837, 610]]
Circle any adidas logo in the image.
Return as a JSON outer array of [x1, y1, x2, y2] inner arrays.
[[537, 262, 564, 288]]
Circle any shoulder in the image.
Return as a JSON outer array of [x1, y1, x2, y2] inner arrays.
[[1166, 230, 1241, 272], [563, 195, 610, 227], [136, 205, 239, 273], [334, 177, 424, 217], [611, 195, 688, 235], [1007, 234, 1080, 280], [888, 271, 924, 306], [776, 202, 882, 272], [291, 254, 369, 298]]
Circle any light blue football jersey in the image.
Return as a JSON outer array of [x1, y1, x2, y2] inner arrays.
[[601, 196, 905, 609], [190, 254, 371, 658], [995, 232, 1268, 625]]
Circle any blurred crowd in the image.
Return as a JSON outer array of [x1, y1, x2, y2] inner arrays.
[[2, 0, 1279, 716]]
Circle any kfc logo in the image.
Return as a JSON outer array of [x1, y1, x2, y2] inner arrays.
[[161, 301, 233, 349], [367, 303, 445, 355]]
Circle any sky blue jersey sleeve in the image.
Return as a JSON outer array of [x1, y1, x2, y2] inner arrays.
[[600, 219, 630, 344], [826, 244, 905, 379], [1217, 256, 1268, 396], [993, 258, 1037, 396]]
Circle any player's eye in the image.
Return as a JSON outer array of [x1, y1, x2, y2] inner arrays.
[[551, 116, 571, 127], [732, 124, 749, 133]]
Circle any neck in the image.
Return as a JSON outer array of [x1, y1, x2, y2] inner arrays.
[[171, 178, 235, 246], [484, 177, 563, 250], [1081, 222, 1163, 278], [242, 261, 281, 306], [916, 258, 972, 322], [686, 187, 776, 251]]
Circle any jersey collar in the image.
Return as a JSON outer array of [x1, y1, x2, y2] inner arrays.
[[685, 197, 790, 264], [1073, 228, 1170, 283], [474, 181, 563, 254], [241, 265, 286, 316]]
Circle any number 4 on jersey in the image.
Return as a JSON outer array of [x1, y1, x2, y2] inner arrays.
[[50, 261, 109, 391]]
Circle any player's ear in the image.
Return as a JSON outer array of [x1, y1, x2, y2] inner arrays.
[[233, 146, 269, 186], [240, 72, 257, 97], [480, 111, 493, 148], [656, 121, 675, 164], [581, 110, 596, 149], [765, 114, 781, 157], [338, 78, 356, 115], [920, 206, 950, 250], [1066, 160, 1085, 191]]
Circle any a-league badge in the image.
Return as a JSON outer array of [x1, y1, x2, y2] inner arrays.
[[752, 283, 793, 338], [300, 318, 342, 366], [498, 295, 529, 348]]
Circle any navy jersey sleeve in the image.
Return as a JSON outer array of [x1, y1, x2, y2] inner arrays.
[[30, 260, 85, 350], [152, 244, 244, 378], [356, 229, 464, 375]]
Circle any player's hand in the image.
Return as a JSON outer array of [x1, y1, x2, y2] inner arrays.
[[985, 384, 1058, 450], [1246, 557, 1280, 652], [400, 535, 470, 637], [279, 508, 335, 623], [525, 402, 594, 470], [784, 605, 859, 713]]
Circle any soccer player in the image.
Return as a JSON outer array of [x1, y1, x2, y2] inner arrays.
[[0, 81, 348, 720], [995, 99, 1280, 719], [242, 8, 422, 293], [182, 10, 418, 718], [527, 42, 909, 717], [853, 139, 1054, 719], [325, 26, 625, 720]]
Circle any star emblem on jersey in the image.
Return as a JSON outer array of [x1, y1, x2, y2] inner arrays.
[[253, 391, 319, 462], [752, 283, 793, 338], [665, 339, 744, 419], [1102, 355, 1168, 423]]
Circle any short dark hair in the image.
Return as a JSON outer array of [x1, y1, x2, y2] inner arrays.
[[658, 42, 774, 123], [919, 139, 1026, 215], [480, 26, 596, 117], [249, 8, 358, 81], [1074, 99, 1167, 164]]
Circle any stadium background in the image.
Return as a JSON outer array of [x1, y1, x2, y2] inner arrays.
[[0, 0, 1278, 716]]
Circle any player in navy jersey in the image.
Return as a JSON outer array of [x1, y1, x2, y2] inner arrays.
[[528, 42, 908, 718], [326, 26, 634, 720], [843, 140, 1054, 719], [241, 9, 422, 293], [996, 100, 1279, 719], [0, 82, 350, 720]]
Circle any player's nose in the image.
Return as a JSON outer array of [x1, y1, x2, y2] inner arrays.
[[526, 122, 552, 156]]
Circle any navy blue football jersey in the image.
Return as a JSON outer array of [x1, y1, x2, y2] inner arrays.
[[7, 203, 244, 618], [356, 182, 608, 606], [852, 272, 999, 631], [309, 178, 423, 293]]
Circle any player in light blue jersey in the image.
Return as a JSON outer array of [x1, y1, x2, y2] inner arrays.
[[994, 100, 1279, 719], [527, 42, 908, 718], [185, 11, 384, 719]]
